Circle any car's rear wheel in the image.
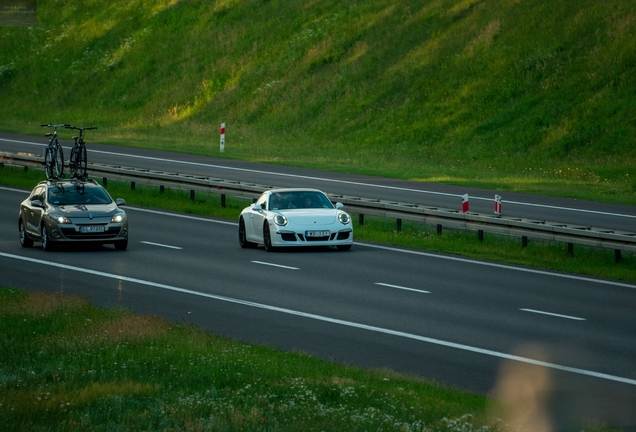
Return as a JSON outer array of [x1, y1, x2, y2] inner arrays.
[[337, 244, 352, 251], [114, 240, 128, 251], [238, 217, 257, 248], [263, 221, 276, 252], [19, 220, 33, 248], [42, 226, 55, 252]]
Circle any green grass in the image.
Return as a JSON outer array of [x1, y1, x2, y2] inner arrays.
[[3, 165, 635, 284], [0, 286, 619, 432], [0, 0, 635, 205]]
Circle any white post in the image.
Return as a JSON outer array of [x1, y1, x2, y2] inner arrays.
[[494, 195, 502, 216], [220, 123, 225, 153], [461, 194, 469, 213]]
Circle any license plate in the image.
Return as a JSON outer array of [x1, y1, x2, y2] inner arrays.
[[80, 225, 105, 233], [306, 230, 329, 237]]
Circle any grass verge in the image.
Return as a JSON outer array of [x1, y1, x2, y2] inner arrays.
[[2, 165, 635, 284]]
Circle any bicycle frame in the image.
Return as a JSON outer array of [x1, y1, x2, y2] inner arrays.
[[41, 123, 68, 180]]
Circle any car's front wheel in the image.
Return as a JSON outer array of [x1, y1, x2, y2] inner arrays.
[[42, 226, 55, 252], [19, 220, 33, 248], [263, 221, 276, 252], [238, 217, 257, 248]]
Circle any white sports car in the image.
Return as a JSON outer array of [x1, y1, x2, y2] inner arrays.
[[238, 188, 353, 251]]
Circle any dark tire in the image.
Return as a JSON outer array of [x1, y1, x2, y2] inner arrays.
[[41, 225, 55, 252], [69, 147, 79, 179], [44, 149, 54, 179], [19, 220, 33, 248], [238, 217, 257, 248], [78, 145, 87, 179], [337, 244, 352, 251], [114, 240, 128, 251], [263, 221, 276, 252], [53, 146, 64, 179]]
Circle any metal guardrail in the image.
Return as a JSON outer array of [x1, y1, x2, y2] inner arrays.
[[2, 151, 636, 257]]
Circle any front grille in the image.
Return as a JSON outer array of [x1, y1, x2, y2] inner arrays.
[[61, 226, 121, 240], [336, 231, 351, 240], [306, 236, 330, 242]]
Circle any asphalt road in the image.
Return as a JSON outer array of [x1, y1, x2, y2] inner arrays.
[[1, 184, 635, 429], [2, 131, 636, 232]]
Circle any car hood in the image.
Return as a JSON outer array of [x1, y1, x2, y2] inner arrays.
[[52, 203, 120, 218], [282, 209, 337, 225]]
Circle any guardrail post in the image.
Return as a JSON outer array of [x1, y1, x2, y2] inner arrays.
[[221, 194, 226, 208], [478, 230, 484, 242], [615, 249, 621, 263], [397, 218, 402, 231], [102, 177, 107, 187], [437, 224, 442, 235], [522, 236, 528, 248], [359, 214, 364, 226], [568, 243, 574, 256], [160, 185, 165, 193], [131, 181, 135, 190], [190, 190, 195, 201], [24, 166, 28, 172]]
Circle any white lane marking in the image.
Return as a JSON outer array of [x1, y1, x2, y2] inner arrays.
[[0, 186, 29, 193], [112, 207, 636, 291], [520, 308, 586, 321], [251, 261, 299, 270], [140, 241, 183, 250], [3, 137, 634, 220], [0, 251, 634, 386], [375, 282, 430, 294], [360, 243, 636, 290]]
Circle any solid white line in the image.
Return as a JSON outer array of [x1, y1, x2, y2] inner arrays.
[[140, 241, 183, 250], [3, 137, 634, 220], [251, 261, 299, 270], [375, 282, 430, 294], [520, 308, 586, 321], [0, 251, 634, 386], [0, 186, 29, 193]]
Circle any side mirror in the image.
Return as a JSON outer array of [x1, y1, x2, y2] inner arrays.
[[116, 198, 126, 206], [31, 199, 44, 208], [252, 204, 263, 211], [336, 202, 344, 209]]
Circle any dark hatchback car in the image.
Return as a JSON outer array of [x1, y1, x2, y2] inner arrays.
[[19, 179, 128, 251]]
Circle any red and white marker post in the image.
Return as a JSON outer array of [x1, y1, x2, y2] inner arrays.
[[494, 194, 502, 216], [220, 123, 226, 153], [461, 194, 469, 213]]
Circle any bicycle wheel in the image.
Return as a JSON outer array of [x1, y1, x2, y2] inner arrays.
[[53, 145, 64, 179], [44, 148, 54, 179], [69, 147, 79, 179], [77, 145, 87, 179]]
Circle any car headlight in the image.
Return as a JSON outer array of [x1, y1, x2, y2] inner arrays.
[[273, 213, 287, 226], [111, 213, 125, 223], [338, 212, 351, 225], [53, 215, 72, 224]]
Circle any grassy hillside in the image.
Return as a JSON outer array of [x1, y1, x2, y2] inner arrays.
[[0, 0, 635, 204]]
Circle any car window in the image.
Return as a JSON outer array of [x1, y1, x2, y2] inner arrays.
[[47, 184, 113, 206], [255, 194, 268, 210], [294, 192, 333, 209], [31, 186, 45, 202]]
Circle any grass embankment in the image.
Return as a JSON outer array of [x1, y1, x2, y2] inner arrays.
[[3, 165, 635, 284], [0, 0, 635, 205], [0, 287, 618, 432]]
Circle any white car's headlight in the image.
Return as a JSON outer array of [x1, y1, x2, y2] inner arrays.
[[54, 215, 72, 224], [338, 212, 351, 225], [273, 214, 287, 226], [111, 213, 125, 223]]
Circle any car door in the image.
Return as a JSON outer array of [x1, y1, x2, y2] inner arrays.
[[249, 193, 268, 242], [24, 186, 45, 236]]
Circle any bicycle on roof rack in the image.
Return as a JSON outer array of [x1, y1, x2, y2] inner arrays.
[[65, 125, 96, 180], [41, 123, 69, 180]]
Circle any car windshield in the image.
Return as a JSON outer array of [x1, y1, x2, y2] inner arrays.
[[47, 183, 112, 206], [269, 191, 333, 210]]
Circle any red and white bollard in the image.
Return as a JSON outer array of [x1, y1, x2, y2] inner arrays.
[[220, 123, 226, 153], [494, 194, 502, 216], [461, 194, 469, 213]]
